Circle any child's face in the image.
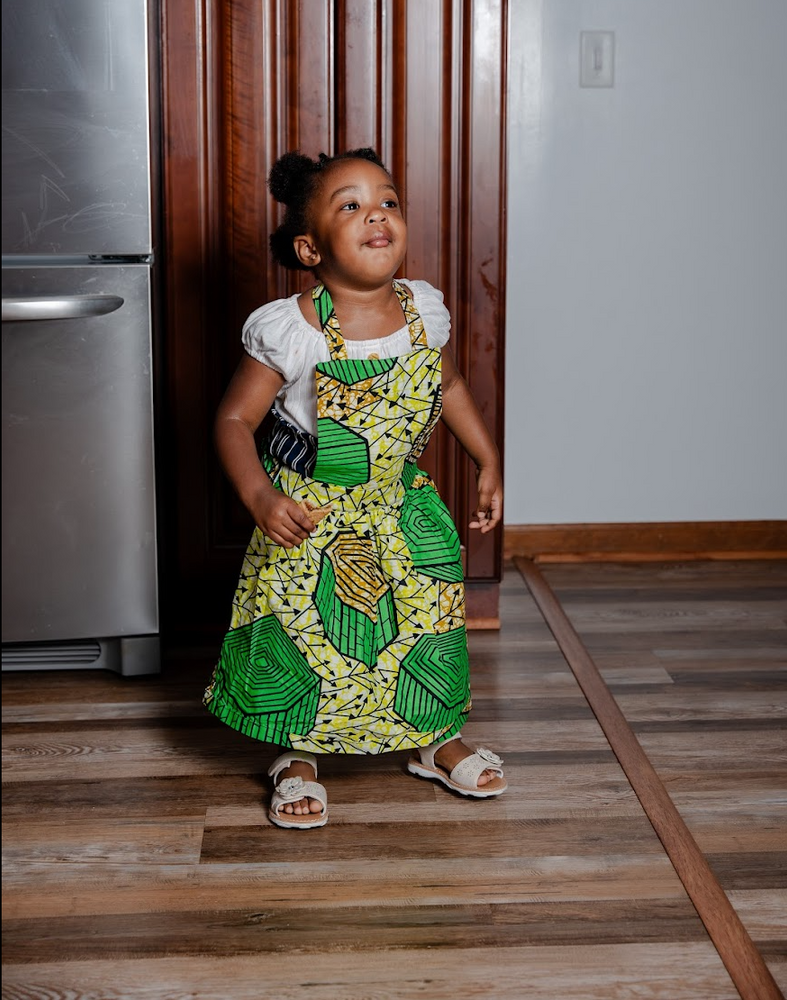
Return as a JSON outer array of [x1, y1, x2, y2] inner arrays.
[[294, 159, 407, 289]]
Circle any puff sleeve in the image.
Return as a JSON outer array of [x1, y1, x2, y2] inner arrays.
[[241, 297, 311, 387], [403, 279, 452, 348]]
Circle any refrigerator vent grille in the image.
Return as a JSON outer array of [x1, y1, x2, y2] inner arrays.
[[2, 640, 102, 668]]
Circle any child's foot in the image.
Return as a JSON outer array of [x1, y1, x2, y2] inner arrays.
[[408, 734, 507, 798], [275, 759, 324, 816], [433, 739, 498, 786], [267, 751, 328, 829]]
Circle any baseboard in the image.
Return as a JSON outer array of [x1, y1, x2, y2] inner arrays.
[[504, 520, 787, 563], [465, 581, 500, 629]]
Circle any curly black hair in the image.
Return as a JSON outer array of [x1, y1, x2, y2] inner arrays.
[[268, 148, 389, 270]]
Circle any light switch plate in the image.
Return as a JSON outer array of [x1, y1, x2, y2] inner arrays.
[[580, 30, 615, 87]]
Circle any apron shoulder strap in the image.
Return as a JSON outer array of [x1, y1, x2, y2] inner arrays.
[[393, 281, 428, 348], [313, 281, 428, 358], [312, 283, 347, 360]]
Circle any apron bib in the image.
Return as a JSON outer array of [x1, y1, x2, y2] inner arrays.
[[205, 281, 470, 754]]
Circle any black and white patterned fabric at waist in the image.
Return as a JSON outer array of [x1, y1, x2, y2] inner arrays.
[[261, 407, 317, 477]]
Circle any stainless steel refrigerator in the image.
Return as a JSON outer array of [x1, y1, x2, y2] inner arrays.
[[2, 0, 160, 674]]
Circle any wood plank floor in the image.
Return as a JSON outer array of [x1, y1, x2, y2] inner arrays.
[[2, 561, 785, 999], [538, 559, 787, 998]]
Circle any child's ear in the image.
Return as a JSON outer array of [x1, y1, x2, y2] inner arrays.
[[293, 235, 321, 269]]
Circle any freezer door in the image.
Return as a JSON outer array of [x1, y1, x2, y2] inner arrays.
[[1, 0, 152, 256], [2, 264, 158, 642]]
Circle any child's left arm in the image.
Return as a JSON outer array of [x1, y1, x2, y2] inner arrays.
[[439, 347, 503, 533]]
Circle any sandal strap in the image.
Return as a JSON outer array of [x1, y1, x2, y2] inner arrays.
[[267, 751, 318, 781], [450, 749, 504, 788], [271, 778, 327, 817], [414, 731, 463, 768]]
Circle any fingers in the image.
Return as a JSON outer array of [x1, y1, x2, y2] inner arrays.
[[292, 505, 318, 533], [267, 526, 308, 548], [469, 513, 494, 532], [469, 491, 502, 533], [259, 497, 316, 548]]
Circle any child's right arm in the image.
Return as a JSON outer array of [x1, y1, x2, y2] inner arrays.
[[214, 354, 316, 548]]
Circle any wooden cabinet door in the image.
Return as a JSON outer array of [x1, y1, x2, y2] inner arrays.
[[160, 0, 507, 638]]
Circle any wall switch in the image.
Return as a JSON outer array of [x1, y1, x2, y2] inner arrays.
[[580, 30, 615, 87]]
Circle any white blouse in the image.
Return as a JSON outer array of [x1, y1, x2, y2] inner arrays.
[[242, 278, 451, 436]]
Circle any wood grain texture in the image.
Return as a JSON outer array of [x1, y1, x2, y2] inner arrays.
[[0, 944, 744, 1000], [4, 565, 785, 999], [159, 0, 508, 640], [518, 558, 787, 1000], [505, 521, 787, 562]]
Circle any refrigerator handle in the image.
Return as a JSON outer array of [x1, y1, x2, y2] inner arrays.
[[2, 295, 125, 323]]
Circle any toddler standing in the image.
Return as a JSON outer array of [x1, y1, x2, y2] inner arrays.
[[204, 148, 506, 828]]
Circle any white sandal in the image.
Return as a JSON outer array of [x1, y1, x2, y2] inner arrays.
[[407, 732, 508, 798], [267, 751, 328, 829]]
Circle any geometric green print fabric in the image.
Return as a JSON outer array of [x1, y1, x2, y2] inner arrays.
[[311, 419, 370, 487], [204, 470, 471, 754], [311, 357, 397, 487], [311, 349, 439, 491], [314, 529, 399, 668], [207, 615, 320, 745], [205, 282, 471, 754], [399, 478, 464, 582], [395, 626, 470, 732]]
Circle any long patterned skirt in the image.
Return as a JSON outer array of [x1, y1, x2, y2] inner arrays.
[[204, 461, 471, 755]]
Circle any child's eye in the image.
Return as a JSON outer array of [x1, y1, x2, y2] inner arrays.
[[383, 199, 398, 209], [341, 201, 360, 211]]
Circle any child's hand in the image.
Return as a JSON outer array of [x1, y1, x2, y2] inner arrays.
[[469, 466, 503, 534], [251, 488, 315, 549]]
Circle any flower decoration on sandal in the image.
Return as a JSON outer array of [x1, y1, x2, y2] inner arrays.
[[276, 776, 307, 800]]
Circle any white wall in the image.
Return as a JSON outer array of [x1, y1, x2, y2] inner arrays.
[[505, 0, 787, 524]]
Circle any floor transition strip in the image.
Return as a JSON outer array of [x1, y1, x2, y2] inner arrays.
[[514, 556, 784, 1000]]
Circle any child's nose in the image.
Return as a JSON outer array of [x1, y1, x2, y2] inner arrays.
[[367, 206, 387, 222]]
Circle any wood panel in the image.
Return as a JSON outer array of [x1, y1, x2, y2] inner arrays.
[[160, 0, 507, 638]]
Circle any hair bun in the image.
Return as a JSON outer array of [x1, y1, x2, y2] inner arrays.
[[268, 151, 318, 205]]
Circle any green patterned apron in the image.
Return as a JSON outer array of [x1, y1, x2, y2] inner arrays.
[[205, 281, 470, 754]]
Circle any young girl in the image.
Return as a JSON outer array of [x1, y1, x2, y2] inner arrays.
[[204, 148, 506, 828]]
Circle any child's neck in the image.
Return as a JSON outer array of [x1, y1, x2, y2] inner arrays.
[[303, 279, 407, 341]]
